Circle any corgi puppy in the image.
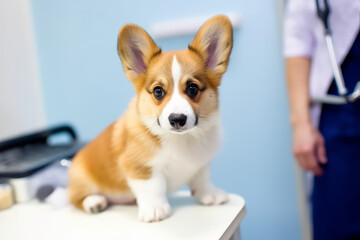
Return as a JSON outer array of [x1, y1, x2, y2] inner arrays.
[[68, 15, 233, 222]]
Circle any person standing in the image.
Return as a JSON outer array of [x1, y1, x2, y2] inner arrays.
[[284, 0, 360, 239]]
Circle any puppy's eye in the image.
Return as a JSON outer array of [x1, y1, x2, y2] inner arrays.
[[153, 86, 166, 100], [185, 83, 199, 99]]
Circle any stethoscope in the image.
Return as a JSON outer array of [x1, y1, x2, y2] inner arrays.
[[312, 0, 360, 104]]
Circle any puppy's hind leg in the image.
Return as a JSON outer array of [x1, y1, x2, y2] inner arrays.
[[82, 195, 108, 213], [68, 161, 108, 213], [68, 178, 108, 213]]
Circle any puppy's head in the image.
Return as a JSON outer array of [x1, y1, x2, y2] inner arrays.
[[118, 15, 233, 136]]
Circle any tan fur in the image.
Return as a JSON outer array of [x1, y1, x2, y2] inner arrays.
[[68, 15, 233, 211], [68, 102, 160, 209]]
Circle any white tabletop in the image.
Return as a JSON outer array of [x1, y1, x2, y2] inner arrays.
[[0, 191, 246, 240]]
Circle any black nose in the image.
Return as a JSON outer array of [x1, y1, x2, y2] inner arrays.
[[168, 114, 187, 129]]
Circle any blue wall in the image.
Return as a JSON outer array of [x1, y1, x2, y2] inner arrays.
[[30, 0, 301, 239]]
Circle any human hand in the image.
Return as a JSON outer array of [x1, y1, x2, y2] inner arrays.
[[292, 123, 327, 176]]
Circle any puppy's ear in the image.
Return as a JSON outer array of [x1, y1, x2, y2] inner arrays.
[[118, 24, 161, 83], [189, 15, 233, 83]]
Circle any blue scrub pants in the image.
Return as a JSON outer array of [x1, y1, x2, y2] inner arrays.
[[313, 31, 360, 240]]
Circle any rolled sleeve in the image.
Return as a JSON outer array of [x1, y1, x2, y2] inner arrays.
[[283, 0, 317, 58]]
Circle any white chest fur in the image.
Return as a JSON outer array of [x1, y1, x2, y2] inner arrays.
[[150, 116, 222, 192]]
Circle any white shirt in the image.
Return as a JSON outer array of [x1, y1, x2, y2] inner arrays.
[[283, 0, 360, 126]]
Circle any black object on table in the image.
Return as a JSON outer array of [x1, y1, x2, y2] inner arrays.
[[0, 124, 84, 178]]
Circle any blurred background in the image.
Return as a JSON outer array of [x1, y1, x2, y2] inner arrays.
[[0, 0, 301, 239]]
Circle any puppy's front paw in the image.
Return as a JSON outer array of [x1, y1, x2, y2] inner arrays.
[[82, 195, 108, 213], [193, 188, 228, 205], [138, 203, 171, 222]]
